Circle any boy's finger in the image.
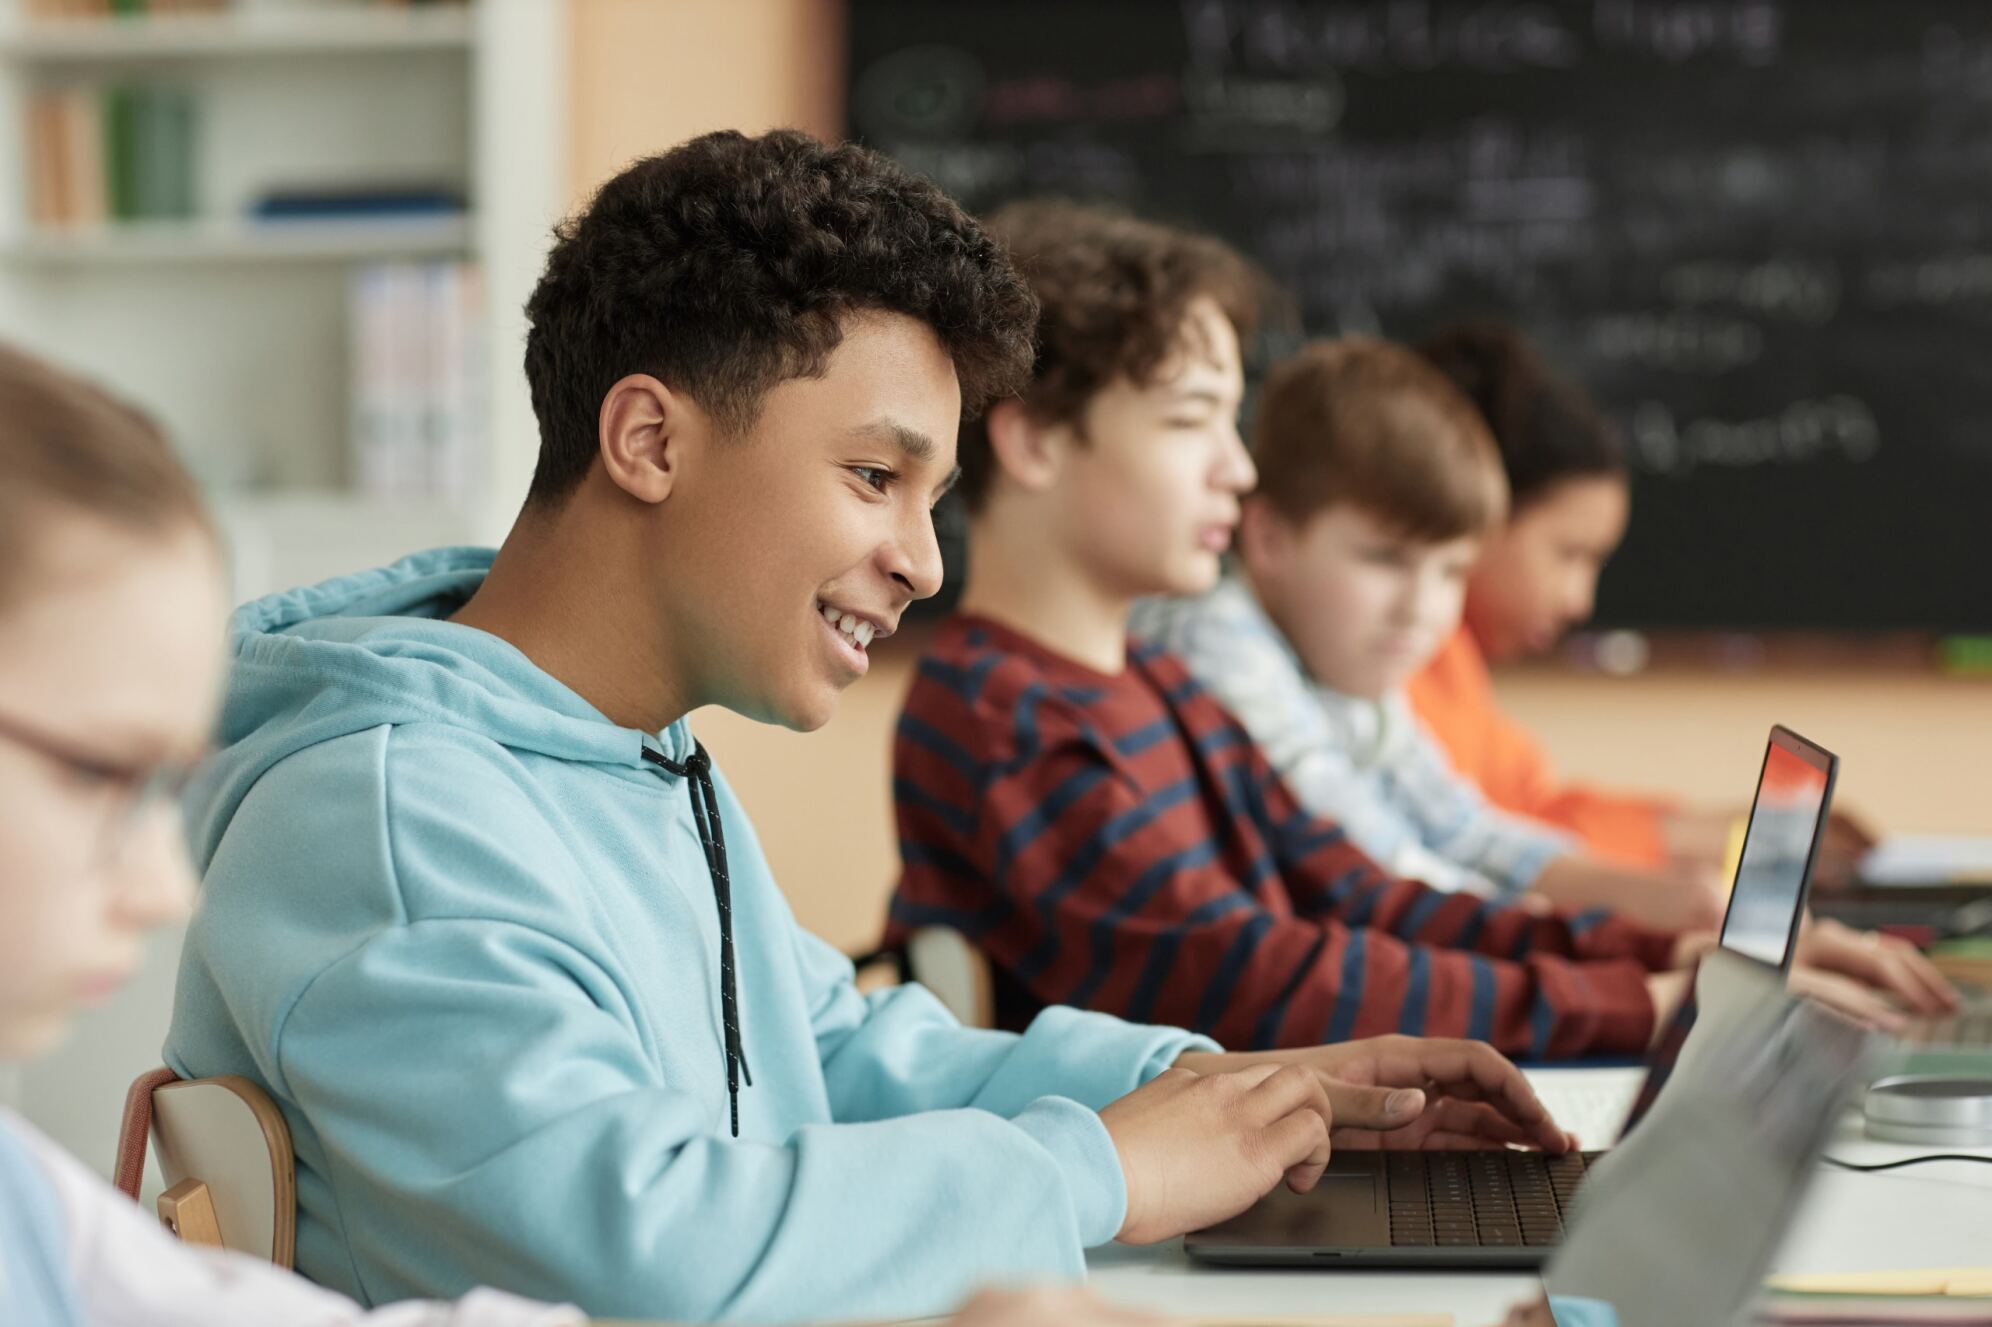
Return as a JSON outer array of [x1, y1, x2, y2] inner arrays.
[[1319, 1081, 1426, 1132], [1265, 1109, 1332, 1192]]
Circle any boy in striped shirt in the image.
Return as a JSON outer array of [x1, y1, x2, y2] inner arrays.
[[888, 201, 1944, 1058]]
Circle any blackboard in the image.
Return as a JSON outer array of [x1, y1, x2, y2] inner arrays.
[[849, 0, 1992, 633]]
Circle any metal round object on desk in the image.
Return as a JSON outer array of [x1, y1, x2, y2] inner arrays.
[[1863, 1074, 1992, 1147]]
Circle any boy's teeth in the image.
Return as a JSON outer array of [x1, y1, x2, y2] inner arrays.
[[819, 603, 873, 649]]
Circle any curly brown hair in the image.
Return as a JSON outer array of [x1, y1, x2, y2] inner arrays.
[[1419, 321, 1626, 512], [1253, 337, 1508, 542], [523, 129, 1039, 506], [0, 343, 211, 605], [956, 200, 1270, 513]]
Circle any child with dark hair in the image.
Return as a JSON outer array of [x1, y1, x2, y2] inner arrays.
[[1133, 336, 1723, 930], [160, 131, 1492, 1325], [1408, 324, 1665, 860], [1410, 322, 1882, 881]]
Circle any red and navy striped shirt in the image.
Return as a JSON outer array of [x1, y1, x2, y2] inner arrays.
[[887, 614, 1676, 1059]]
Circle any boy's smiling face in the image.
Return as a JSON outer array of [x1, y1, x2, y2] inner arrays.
[[1243, 501, 1480, 700], [654, 311, 963, 732]]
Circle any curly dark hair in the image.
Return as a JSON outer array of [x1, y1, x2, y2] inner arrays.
[[522, 129, 1039, 506], [956, 200, 1270, 513], [1418, 321, 1627, 512]]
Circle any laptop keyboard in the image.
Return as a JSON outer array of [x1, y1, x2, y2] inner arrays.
[[1386, 1150, 1598, 1247], [1903, 1008, 1992, 1047]]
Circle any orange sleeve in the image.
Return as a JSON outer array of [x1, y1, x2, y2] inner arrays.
[[1407, 626, 1673, 868]]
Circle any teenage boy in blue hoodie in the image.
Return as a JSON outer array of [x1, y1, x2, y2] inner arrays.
[[165, 131, 1578, 1324]]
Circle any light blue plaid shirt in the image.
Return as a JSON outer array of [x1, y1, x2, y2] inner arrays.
[[1131, 577, 1571, 897]]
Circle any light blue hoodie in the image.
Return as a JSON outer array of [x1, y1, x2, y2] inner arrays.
[[166, 548, 1214, 1323]]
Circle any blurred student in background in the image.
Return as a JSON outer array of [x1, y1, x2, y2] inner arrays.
[[0, 344, 578, 1324], [1133, 336, 1723, 931], [1412, 322, 1872, 881]]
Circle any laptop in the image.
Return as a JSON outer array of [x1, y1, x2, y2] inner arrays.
[[1540, 957, 1875, 1327], [1183, 724, 1838, 1270]]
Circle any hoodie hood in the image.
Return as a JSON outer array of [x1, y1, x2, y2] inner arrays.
[[190, 546, 692, 866]]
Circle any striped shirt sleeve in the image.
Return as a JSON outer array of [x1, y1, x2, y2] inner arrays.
[[940, 700, 1663, 1058]]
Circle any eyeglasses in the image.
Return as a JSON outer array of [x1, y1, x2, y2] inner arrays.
[[0, 708, 200, 868]]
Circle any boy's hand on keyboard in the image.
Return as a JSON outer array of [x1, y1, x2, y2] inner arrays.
[[1101, 1061, 1421, 1244], [1793, 917, 1960, 1015], [1175, 1037, 1576, 1154], [1785, 966, 1909, 1033]]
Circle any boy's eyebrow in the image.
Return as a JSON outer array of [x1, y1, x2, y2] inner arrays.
[[848, 418, 938, 463]]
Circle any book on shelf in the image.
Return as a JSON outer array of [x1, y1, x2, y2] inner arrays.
[[348, 260, 487, 502], [22, 81, 198, 227], [251, 185, 467, 222]]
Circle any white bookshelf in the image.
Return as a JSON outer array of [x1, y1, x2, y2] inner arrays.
[[0, 0, 568, 1184], [0, 0, 568, 602]]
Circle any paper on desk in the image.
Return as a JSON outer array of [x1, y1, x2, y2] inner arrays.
[[1765, 1268, 1992, 1297], [1861, 836, 1992, 887], [1163, 1307, 1450, 1315], [816, 1307, 1458, 1315], [1756, 1296, 1992, 1324], [739, 1313, 1456, 1327]]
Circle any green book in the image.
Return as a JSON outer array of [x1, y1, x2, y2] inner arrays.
[[102, 85, 138, 222]]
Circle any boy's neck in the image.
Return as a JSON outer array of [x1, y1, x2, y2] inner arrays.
[[450, 499, 695, 735], [957, 514, 1130, 676]]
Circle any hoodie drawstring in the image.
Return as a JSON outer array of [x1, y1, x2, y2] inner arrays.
[[642, 741, 752, 1136]]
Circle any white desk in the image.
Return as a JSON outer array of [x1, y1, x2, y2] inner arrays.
[[1085, 1070, 1992, 1325]]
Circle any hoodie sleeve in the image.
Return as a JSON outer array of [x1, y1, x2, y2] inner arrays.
[[791, 926, 1216, 1120], [273, 922, 1124, 1323], [230, 742, 1130, 1325]]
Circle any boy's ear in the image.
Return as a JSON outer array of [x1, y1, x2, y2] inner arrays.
[[598, 374, 692, 505], [1238, 496, 1292, 573], [983, 398, 1064, 495]]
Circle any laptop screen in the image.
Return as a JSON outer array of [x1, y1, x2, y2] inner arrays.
[[1717, 726, 1838, 971], [1615, 726, 1838, 1145]]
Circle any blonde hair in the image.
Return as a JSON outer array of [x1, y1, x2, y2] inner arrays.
[[0, 344, 212, 602]]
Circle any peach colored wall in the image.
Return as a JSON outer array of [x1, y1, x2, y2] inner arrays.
[[1494, 666, 1992, 836], [567, 0, 843, 205]]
